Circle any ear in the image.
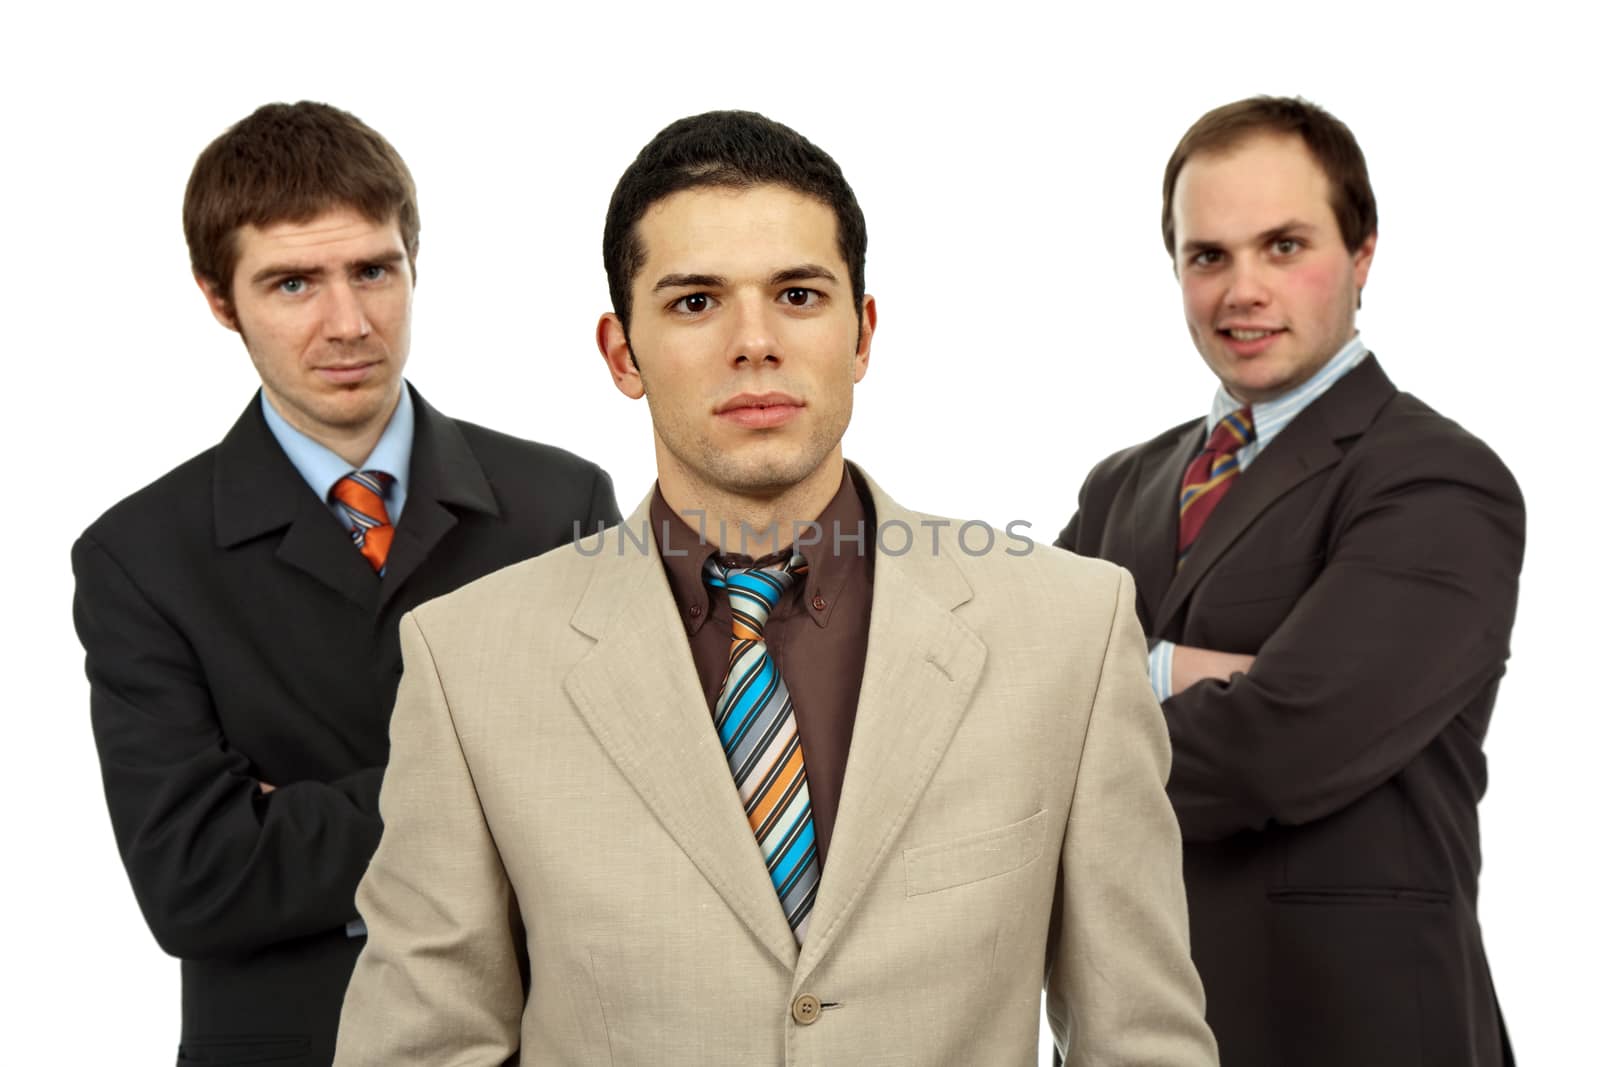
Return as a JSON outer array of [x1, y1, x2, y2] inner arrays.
[[1352, 231, 1377, 291], [597, 313, 645, 399], [196, 273, 240, 333], [851, 295, 877, 384]]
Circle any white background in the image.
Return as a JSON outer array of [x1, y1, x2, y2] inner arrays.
[[5, 2, 1594, 1062]]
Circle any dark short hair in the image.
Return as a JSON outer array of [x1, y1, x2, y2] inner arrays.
[[1161, 96, 1377, 257], [602, 110, 867, 331], [183, 101, 419, 303]]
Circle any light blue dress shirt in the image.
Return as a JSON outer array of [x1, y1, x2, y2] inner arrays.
[[1149, 336, 1370, 700], [259, 385, 415, 527]]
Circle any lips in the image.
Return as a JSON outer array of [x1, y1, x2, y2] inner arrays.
[[315, 362, 380, 385], [716, 391, 803, 430], [1216, 325, 1285, 358]]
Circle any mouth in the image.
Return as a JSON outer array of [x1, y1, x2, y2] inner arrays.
[[314, 361, 380, 385], [715, 391, 804, 430], [1216, 326, 1285, 356]]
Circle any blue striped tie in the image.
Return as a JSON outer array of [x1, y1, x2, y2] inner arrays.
[[705, 553, 819, 943]]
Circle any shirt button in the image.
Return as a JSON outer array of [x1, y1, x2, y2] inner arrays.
[[811, 595, 827, 612], [688, 604, 703, 618], [791, 993, 821, 1025]]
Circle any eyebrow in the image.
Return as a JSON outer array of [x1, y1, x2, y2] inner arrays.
[[249, 250, 406, 286], [652, 272, 726, 293], [1180, 220, 1316, 256], [651, 264, 841, 293], [769, 264, 839, 287]]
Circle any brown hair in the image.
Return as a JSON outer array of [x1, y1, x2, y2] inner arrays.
[[183, 101, 419, 302], [1161, 96, 1377, 258]]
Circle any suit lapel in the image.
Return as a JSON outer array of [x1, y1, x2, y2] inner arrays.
[[1152, 356, 1398, 635], [796, 477, 988, 983], [379, 389, 499, 612], [1132, 420, 1204, 624], [213, 394, 378, 610], [562, 498, 800, 970]]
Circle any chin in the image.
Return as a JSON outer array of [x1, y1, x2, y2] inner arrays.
[[715, 454, 827, 497]]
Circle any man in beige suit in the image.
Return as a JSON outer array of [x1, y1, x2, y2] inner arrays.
[[335, 112, 1216, 1066]]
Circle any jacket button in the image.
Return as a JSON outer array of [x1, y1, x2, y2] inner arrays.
[[791, 993, 821, 1025]]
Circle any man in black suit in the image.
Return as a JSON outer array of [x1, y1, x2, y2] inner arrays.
[[71, 101, 620, 1066], [1057, 97, 1522, 1066]]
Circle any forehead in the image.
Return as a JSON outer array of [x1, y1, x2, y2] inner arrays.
[[635, 184, 843, 280], [232, 206, 404, 270], [1172, 133, 1336, 241]]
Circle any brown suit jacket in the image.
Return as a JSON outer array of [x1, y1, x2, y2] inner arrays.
[[334, 473, 1218, 1066], [1058, 356, 1523, 1066]]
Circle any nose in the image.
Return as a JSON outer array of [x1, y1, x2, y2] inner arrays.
[[1223, 257, 1271, 310], [727, 291, 780, 368], [323, 281, 372, 343]]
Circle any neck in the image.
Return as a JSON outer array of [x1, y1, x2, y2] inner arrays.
[[263, 387, 399, 467], [658, 451, 845, 560]]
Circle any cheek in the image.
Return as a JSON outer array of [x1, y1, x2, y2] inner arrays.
[[1179, 278, 1217, 324], [236, 307, 308, 365], [1282, 261, 1341, 311]]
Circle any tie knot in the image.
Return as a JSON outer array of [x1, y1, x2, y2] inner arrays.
[[705, 553, 808, 638], [330, 471, 396, 575], [1204, 407, 1255, 456], [331, 470, 394, 516]]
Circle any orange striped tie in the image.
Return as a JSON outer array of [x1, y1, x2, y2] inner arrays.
[[330, 471, 395, 575], [1177, 407, 1254, 564]]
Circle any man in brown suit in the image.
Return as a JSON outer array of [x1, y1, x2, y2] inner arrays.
[[1058, 96, 1523, 1066]]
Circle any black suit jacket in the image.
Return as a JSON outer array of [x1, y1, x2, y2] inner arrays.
[[72, 386, 621, 1066], [1058, 357, 1522, 1067]]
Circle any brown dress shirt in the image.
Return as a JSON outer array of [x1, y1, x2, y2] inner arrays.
[[649, 466, 874, 868]]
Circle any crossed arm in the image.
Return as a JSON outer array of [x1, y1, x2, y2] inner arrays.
[[1059, 437, 1524, 842], [1171, 645, 1255, 696], [72, 534, 385, 959], [1159, 461, 1523, 840]]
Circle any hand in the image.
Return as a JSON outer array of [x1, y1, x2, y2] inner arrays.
[[1171, 645, 1255, 697], [258, 781, 277, 795]]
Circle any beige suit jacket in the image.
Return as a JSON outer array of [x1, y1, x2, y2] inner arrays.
[[334, 475, 1217, 1066]]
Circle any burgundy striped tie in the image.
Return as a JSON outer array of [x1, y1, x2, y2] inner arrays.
[[1177, 408, 1254, 564]]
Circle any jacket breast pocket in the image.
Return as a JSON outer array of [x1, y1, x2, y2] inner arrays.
[[1201, 554, 1324, 608], [903, 809, 1047, 897]]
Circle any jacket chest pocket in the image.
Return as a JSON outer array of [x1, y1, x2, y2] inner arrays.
[[903, 809, 1047, 897], [1186, 555, 1324, 649]]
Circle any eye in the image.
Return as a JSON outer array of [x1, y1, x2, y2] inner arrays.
[[670, 293, 714, 314], [357, 264, 388, 282], [1189, 250, 1223, 269], [1271, 237, 1303, 256], [278, 277, 306, 295], [781, 287, 820, 307]]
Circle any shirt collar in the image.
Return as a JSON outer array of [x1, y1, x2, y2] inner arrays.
[[1207, 334, 1369, 452], [650, 465, 872, 635], [259, 385, 415, 519]]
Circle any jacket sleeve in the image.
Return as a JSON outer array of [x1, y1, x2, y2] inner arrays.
[[583, 465, 623, 533], [1163, 443, 1525, 842], [335, 612, 525, 1066], [72, 533, 385, 959], [1046, 569, 1218, 1066]]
